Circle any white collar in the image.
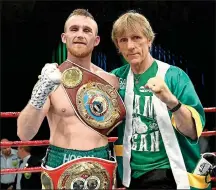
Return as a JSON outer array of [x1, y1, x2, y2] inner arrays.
[[22, 155, 31, 163]]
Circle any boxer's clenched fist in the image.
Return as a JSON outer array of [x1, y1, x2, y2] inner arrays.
[[145, 76, 178, 109], [39, 63, 62, 84], [29, 63, 62, 109]]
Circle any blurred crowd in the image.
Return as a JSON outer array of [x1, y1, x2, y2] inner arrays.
[[1, 138, 42, 190]]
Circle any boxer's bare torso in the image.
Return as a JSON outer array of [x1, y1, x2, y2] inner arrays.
[[17, 14, 120, 151], [46, 63, 119, 150]]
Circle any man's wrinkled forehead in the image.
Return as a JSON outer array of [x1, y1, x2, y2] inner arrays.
[[65, 15, 98, 33], [117, 25, 143, 38]]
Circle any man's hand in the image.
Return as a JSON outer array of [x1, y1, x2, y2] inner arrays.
[[39, 63, 62, 84], [29, 63, 62, 109], [145, 76, 178, 109]]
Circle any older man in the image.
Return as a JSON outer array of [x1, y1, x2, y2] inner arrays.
[[111, 10, 208, 189]]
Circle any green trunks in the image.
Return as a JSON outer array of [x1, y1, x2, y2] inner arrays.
[[44, 144, 111, 168]]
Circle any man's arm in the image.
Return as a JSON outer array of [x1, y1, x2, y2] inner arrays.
[[146, 73, 204, 140], [165, 67, 205, 141], [166, 95, 197, 140], [17, 98, 50, 141], [17, 63, 61, 141]]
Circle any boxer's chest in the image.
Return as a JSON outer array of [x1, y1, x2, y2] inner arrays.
[[49, 85, 76, 117]]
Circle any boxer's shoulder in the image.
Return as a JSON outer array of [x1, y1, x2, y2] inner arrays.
[[90, 63, 104, 73]]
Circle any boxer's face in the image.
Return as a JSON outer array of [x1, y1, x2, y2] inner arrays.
[[62, 15, 100, 58], [116, 25, 151, 68]]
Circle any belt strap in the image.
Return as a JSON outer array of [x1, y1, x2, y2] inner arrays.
[[58, 60, 126, 136]]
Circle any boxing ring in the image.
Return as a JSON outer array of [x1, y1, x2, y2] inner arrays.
[[1, 108, 216, 189]]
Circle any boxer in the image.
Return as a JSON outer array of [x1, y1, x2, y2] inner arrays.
[[17, 9, 125, 189]]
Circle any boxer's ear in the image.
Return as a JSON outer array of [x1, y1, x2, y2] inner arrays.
[[61, 33, 66, 44], [94, 36, 100, 47]]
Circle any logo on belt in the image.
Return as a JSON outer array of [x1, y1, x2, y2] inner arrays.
[[41, 157, 117, 190], [58, 161, 109, 189], [62, 67, 83, 88], [76, 82, 120, 129], [41, 172, 54, 189]]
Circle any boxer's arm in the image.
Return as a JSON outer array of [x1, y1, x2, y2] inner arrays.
[[17, 97, 50, 141], [17, 63, 61, 141]]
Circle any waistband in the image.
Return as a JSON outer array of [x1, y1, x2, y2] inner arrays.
[[44, 144, 111, 168]]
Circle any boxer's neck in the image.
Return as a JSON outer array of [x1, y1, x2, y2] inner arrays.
[[67, 53, 91, 70]]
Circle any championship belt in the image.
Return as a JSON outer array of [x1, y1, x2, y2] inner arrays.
[[58, 60, 126, 136], [41, 157, 117, 190]]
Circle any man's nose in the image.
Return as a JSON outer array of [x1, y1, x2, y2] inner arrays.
[[127, 39, 135, 50], [77, 30, 85, 38]]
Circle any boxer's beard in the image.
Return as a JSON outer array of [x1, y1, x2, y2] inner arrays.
[[68, 46, 92, 58]]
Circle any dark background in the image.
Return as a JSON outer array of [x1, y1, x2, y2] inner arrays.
[[1, 1, 215, 156]]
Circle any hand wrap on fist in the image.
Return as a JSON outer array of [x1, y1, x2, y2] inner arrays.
[[29, 63, 61, 109]]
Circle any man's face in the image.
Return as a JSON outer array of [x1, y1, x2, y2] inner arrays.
[[1, 139, 11, 156], [117, 26, 151, 67], [17, 147, 22, 159], [62, 15, 100, 58]]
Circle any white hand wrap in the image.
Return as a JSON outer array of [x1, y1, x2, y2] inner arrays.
[[29, 63, 61, 109]]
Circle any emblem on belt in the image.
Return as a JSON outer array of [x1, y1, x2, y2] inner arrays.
[[41, 172, 54, 189], [58, 161, 110, 189], [76, 82, 120, 129], [62, 67, 83, 88]]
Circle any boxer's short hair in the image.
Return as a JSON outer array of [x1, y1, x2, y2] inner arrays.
[[64, 9, 97, 34]]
